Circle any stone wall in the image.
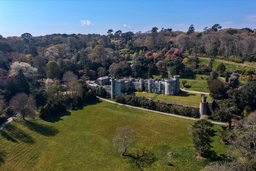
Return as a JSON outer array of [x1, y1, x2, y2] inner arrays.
[[108, 75, 180, 99]]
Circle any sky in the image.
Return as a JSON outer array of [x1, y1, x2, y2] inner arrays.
[[0, 0, 256, 37]]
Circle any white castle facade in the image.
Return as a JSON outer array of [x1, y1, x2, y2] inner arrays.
[[97, 75, 180, 99]]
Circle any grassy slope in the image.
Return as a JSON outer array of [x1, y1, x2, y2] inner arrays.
[[0, 101, 225, 171], [136, 91, 211, 107], [180, 74, 209, 92], [199, 58, 255, 72]]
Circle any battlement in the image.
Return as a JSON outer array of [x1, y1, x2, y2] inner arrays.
[[105, 76, 180, 99]]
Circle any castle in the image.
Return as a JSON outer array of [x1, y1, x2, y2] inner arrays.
[[97, 75, 180, 99]]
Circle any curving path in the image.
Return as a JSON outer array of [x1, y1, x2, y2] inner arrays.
[[180, 88, 209, 95], [97, 97, 227, 126], [0, 113, 18, 130]]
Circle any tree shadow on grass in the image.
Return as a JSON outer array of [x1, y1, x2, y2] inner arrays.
[[184, 85, 191, 88], [0, 150, 6, 166], [205, 150, 228, 162], [0, 130, 18, 143], [42, 111, 71, 123], [177, 91, 196, 97], [73, 99, 102, 110], [4, 124, 35, 144], [24, 121, 59, 137]]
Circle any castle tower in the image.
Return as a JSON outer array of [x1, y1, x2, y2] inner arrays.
[[148, 79, 152, 93], [158, 81, 162, 93], [139, 79, 144, 91], [165, 79, 170, 95], [173, 75, 180, 94], [199, 94, 209, 118], [110, 77, 115, 99]]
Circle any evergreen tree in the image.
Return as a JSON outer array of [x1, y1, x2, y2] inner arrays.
[[191, 119, 216, 157]]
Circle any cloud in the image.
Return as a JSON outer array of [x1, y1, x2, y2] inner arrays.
[[80, 20, 93, 26], [176, 23, 184, 27], [123, 24, 131, 28], [246, 14, 256, 22], [223, 21, 233, 25]]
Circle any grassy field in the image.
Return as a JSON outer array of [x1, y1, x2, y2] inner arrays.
[[0, 101, 225, 171], [136, 91, 211, 107], [180, 75, 209, 92], [199, 58, 255, 73]]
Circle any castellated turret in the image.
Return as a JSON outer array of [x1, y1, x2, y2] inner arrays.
[[173, 75, 180, 93], [199, 94, 209, 118]]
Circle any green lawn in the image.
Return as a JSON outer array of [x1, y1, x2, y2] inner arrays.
[[180, 75, 209, 92], [0, 101, 225, 171], [136, 91, 211, 107], [199, 58, 255, 72], [199, 57, 256, 84]]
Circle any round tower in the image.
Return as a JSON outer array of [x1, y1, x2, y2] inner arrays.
[[165, 79, 170, 95], [199, 94, 208, 118]]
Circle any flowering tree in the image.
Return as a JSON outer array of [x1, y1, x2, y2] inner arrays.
[[9, 61, 38, 79]]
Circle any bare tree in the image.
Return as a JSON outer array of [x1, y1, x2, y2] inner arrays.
[[113, 126, 136, 156], [231, 113, 256, 161], [9, 93, 36, 120], [206, 112, 256, 171], [62, 71, 82, 99], [62, 71, 77, 82]]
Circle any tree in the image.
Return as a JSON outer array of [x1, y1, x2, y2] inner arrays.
[[187, 24, 195, 35], [88, 45, 107, 64], [62, 71, 77, 82], [114, 30, 122, 39], [212, 98, 240, 129], [238, 81, 256, 111], [21, 33, 32, 43], [46, 61, 61, 79], [206, 112, 256, 171], [109, 62, 132, 79], [211, 24, 222, 32], [97, 67, 107, 77], [144, 35, 154, 51], [107, 29, 113, 36], [113, 126, 136, 156], [208, 79, 227, 99], [156, 60, 168, 78], [9, 93, 36, 120], [182, 80, 187, 88], [33, 55, 47, 79], [151, 27, 158, 33], [62, 71, 82, 99], [216, 63, 226, 76], [167, 57, 185, 77], [46, 80, 63, 102], [0, 40, 12, 53], [9, 61, 38, 80], [191, 119, 216, 157]]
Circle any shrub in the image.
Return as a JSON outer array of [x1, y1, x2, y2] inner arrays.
[[228, 55, 243, 63], [39, 101, 66, 118], [115, 95, 200, 118], [216, 55, 225, 60]]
